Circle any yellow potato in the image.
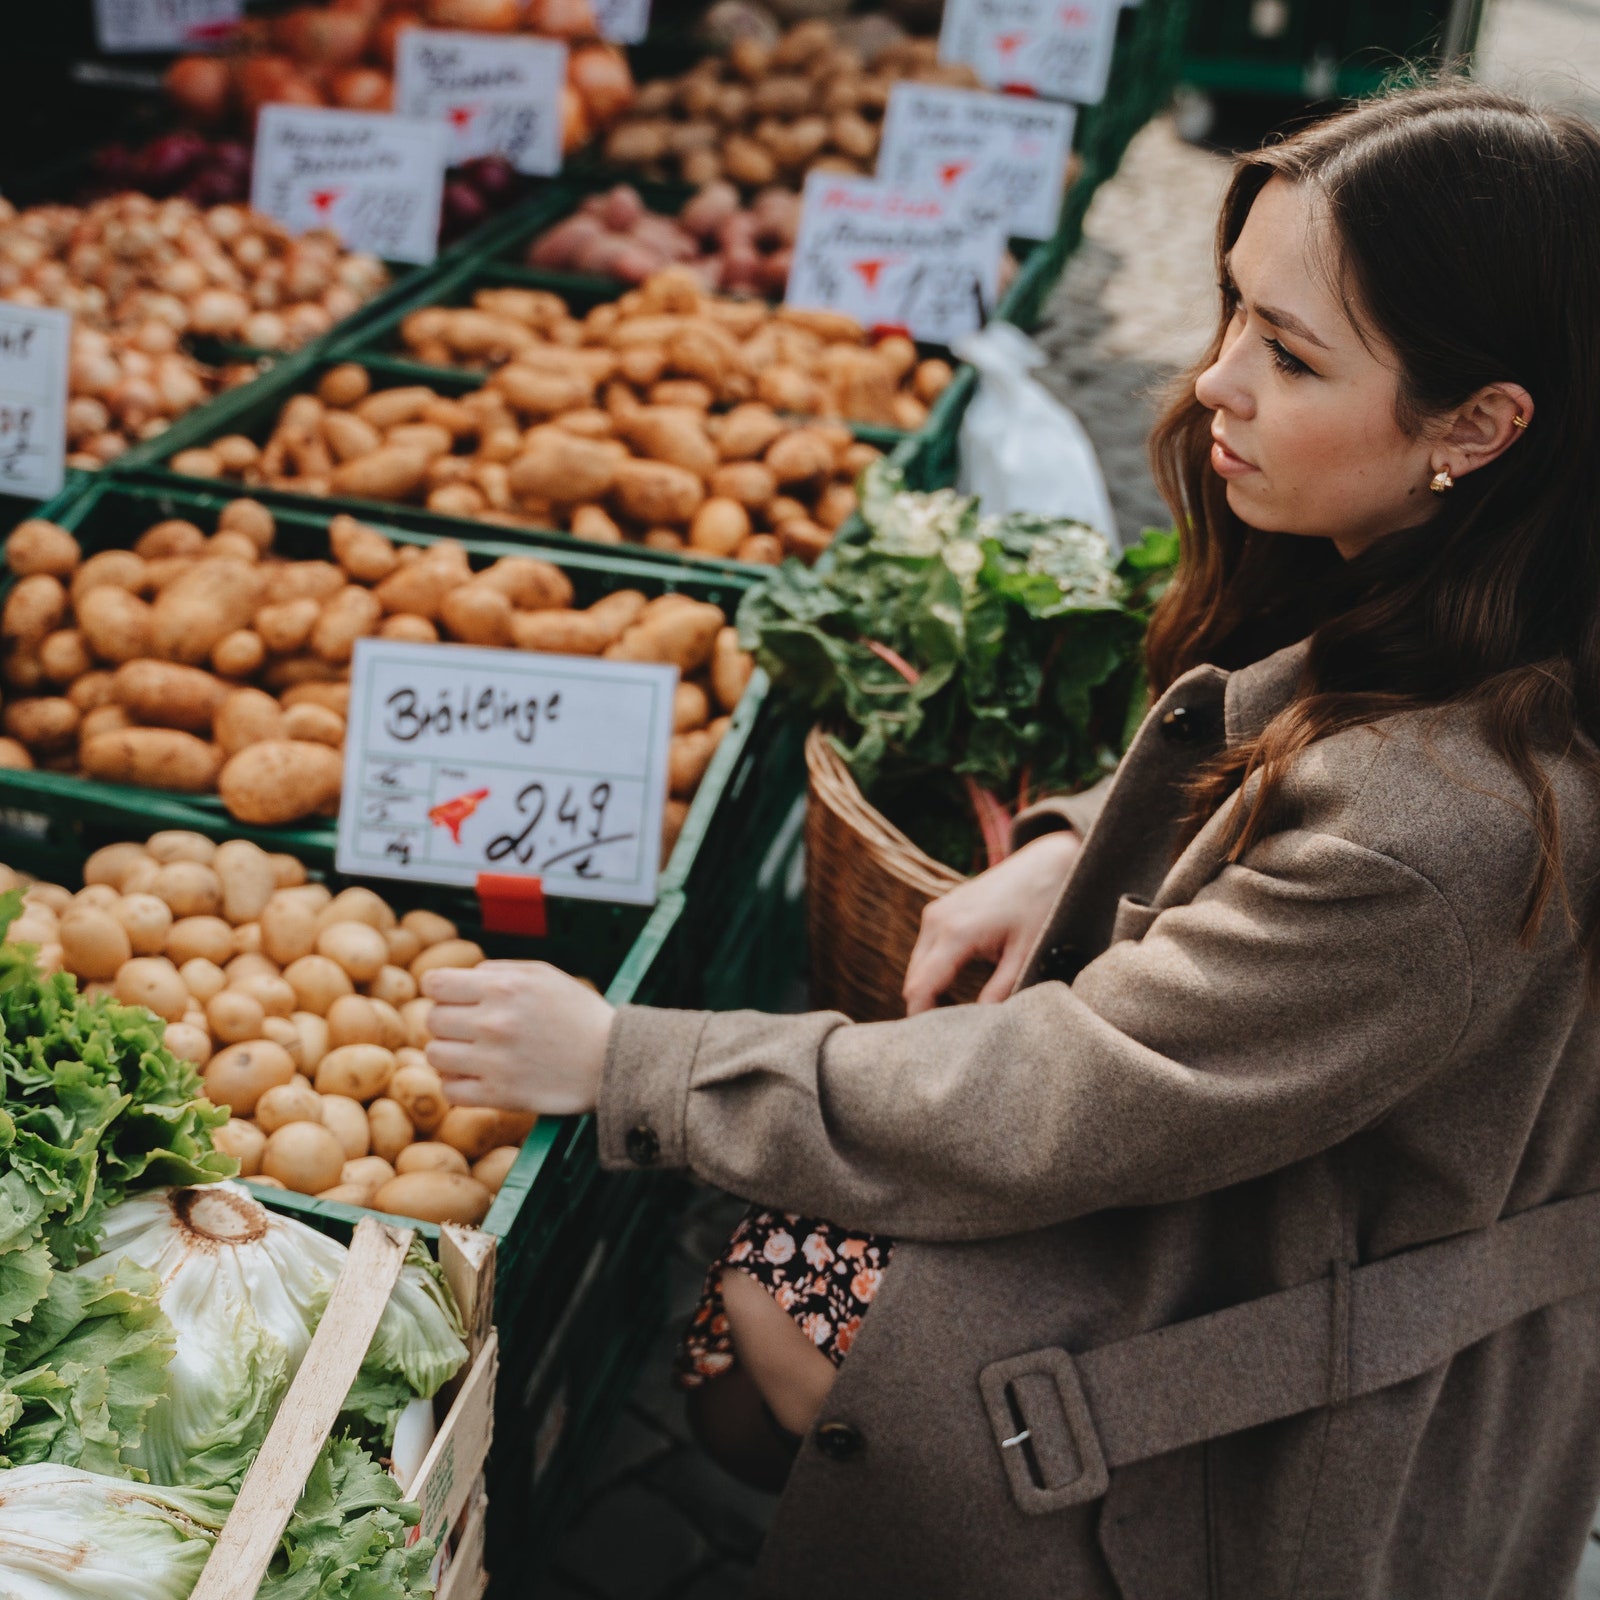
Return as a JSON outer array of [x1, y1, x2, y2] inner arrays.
[[149, 561, 265, 665], [315, 1043, 395, 1102], [178, 957, 228, 1002], [284, 953, 356, 1014], [166, 915, 235, 967], [58, 908, 132, 982], [395, 1140, 469, 1176], [203, 1036, 297, 1113], [472, 1145, 520, 1194], [409, 939, 485, 979], [436, 1106, 507, 1164], [366, 1097, 414, 1164], [260, 1014, 304, 1069], [213, 839, 278, 923], [207, 988, 267, 1044], [212, 1117, 266, 1176], [291, 1009, 330, 1074], [367, 964, 418, 1007], [316, 921, 389, 983], [319, 1094, 371, 1159], [326, 994, 386, 1049], [261, 891, 321, 966], [218, 741, 344, 826], [317, 887, 396, 933], [78, 719, 222, 795], [111, 660, 227, 734], [231, 970, 297, 1018], [164, 1021, 213, 1067], [255, 1080, 323, 1134], [113, 956, 190, 1022], [261, 1121, 346, 1195], [83, 841, 149, 889], [388, 1061, 449, 1135], [341, 1155, 395, 1190], [371, 1171, 491, 1225], [152, 862, 222, 919], [77, 587, 154, 665], [214, 687, 287, 757], [5, 520, 80, 578], [400, 996, 433, 1049], [146, 831, 215, 865]]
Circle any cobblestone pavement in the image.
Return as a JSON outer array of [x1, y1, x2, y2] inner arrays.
[[538, 3, 1600, 1591]]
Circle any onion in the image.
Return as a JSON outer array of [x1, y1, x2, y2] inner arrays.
[[131, 318, 180, 355], [164, 56, 232, 124], [188, 287, 250, 336], [330, 67, 393, 111], [567, 43, 635, 123], [205, 205, 248, 244], [528, 0, 600, 38], [66, 396, 110, 444], [232, 233, 269, 271], [234, 55, 300, 118], [373, 11, 423, 68], [425, 0, 521, 29], [243, 310, 289, 348], [284, 303, 333, 344], [274, 5, 372, 66], [560, 84, 592, 156], [86, 432, 129, 465], [322, 284, 361, 320]]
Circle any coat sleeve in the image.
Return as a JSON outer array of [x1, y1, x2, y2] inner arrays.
[[597, 825, 1474, 1241], [1011, 773, 1116, 847]]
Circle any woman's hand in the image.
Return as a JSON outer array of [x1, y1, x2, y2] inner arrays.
[[902, 830, 1081, 1015], [421, 962, 615, 1115]]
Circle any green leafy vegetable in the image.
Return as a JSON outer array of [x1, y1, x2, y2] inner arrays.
[[739, 464, 1176, 871]]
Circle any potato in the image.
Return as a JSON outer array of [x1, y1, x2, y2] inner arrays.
[[212, 630, 266, 679], [317, 887, 395, 932], [73, 884, 121, 912], [167, 916, 234, 966], [76, 587, 153, 665], [6, 520, 80, 577], [135, 520, 205, 560], [507, 430, 623, 507], [709, 461, 778, 510], [319, 363, 372, 408], [255, 1081, 324, 1135], [38, 629, 91, 685], [5, 698, 79, 752], [148, 561, 264, 665], [113, 955, 190, 1022], [571, 505, 624, 544], [607, 599, 723, 673], [711, 627, 755, 712], [213, 1118, 266, 1176], [262, 1121, 346, 1195], [366, 1097, 414, 1164], [675, 681, 711, 733], [379, 615, 439, 644], [3, 574, 67, 643], [281, 703, 345, 748], [85, 841, 150, 890], [254, 598, 320, 656], [310, 586, 382, 665], [210, 839, 277, 925], [341, 1154, 395, 1190], [59, 908, 133, 981], [78, 705, 130, 743], [670, 728, 718, 798], [436, 1106, 508, 1164], [214, 688, 286, 758], [219, 741, 344, 826], [164, 1022, 213, 1067], [509, 610, 609, 655], [234, 970, 296, 1018], [389, 1061, 449, 1135], [145, 830, 215, 865], [439, 583, 513, 647], [765, 428, 835, 485], [151, 862, 222, 919], [612, 460, 705, 527], [284, 953, 355, 1015], [307, 1040, 392, 1108], [292, 1009, 330, 1074], [319, 1094, 371, 1159], [326, 993, 386, 1049], [179, 957, 227, 1002], [716, 403, 787, 462], [393, 1140, 468, 1177], [401, 909, 456, 948], [368, 964, 418, 1008], [67, 669, 116, 710], [371, 1171, 491, 1225], [386, 925, 423, 968], [620, 408, 719, 477], [374, 558, 467, 621], [111, 660, 227, 734], [205, 986, 265, 1043], [330, 445, 433, 502], [400, 996, 433, 1049], [82, 728, 223, 793], [409, 939, 485, 979], [689, 497, 751, 558], [478, 557, 574, 612], [328, 515, 399, 582], [260, 891, 320, 966], [472, 1146, 520, 1194]]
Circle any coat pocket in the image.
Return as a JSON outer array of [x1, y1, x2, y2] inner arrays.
[[1110, 893, 1161, 946]]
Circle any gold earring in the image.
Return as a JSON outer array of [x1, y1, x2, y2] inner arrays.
[[1512, 413, 1529, 430], [1430, 466, 1454, 494]]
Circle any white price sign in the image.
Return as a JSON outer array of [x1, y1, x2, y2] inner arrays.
[[93, 0, 242, 52], [251, 107, 447, 266], [785, 173, 1008, 346], [939, 0, 1121, 104], [336, 639, 678, 906], [878, 84, 1075, 241], [592, 0, 653, 46], [395, 30, 567, 176], [0, 305, 70, 504]]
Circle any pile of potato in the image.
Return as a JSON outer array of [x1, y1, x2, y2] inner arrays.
[[1, 830, 521, 1226], [168, 329, 877, 563], [0, 506, 753, 842], [0, 193, 389, 467], [600, 22, 980, 188], [393, 265, 952, 431]]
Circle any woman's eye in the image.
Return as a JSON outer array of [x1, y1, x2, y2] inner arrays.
[[1263, 336, 1312, 377]]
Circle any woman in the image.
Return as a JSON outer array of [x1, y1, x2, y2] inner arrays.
[[424, 82, 1600, 1598]]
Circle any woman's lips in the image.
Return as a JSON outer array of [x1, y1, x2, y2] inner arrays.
[[1210, 437, 1259, 479]]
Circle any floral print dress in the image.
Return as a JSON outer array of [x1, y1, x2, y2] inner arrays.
[[676, 1210, 894, 1385]]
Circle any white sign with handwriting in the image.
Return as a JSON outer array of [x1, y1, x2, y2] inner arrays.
[[938, 0, 1121, 104], [251, 106, 447, 266], [93, 0, 242, 51], [0, 305, 70, 503], [878, 84, 1074, 241], [785, 173, 1008, 345], [592, 0, 653, 45], [395, 29, 567, 176], [336, 639, 678, 905]]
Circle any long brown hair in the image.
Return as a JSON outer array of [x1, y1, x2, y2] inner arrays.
[[1148, 81, 1600, 957]]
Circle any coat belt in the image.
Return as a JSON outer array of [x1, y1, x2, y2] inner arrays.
[[980, 1189, 1600, 1515]]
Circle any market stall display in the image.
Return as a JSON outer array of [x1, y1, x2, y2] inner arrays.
[[0, 501, 752, 829], [161, 352, 881, 563], [739, 462, 1175, 1018]]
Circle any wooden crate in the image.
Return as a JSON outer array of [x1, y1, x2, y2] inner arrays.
[[189, 1220, 497, 1600]]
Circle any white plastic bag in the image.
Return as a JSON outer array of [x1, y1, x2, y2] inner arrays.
[[952, 322, 1120, 549]]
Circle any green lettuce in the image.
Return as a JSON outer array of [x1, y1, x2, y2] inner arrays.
[[739, 463, 1176, 872]]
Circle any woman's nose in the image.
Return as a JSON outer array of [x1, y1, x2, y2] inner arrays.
[[1194, 335, 1255, 420]]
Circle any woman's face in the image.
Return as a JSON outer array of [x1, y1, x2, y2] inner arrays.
[[1193, 177, 1440, 558]]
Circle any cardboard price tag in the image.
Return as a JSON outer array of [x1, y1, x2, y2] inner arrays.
[[0, 306, 71, 504], [877, 84, 1074, 241], [394, 30, 567, 176], [251, 107, 447, 266], [336, 639, 678, 906], [93, 0, 242, 52], [939, 0, 1121, 104], [785, 173, 1007, 345], [591, 0, 653, 46]]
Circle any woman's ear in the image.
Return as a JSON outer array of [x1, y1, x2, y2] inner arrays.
[[1441, 383, 1535, 480]]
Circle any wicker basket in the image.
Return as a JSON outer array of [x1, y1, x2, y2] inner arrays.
[[805, 726, 990, 1021]]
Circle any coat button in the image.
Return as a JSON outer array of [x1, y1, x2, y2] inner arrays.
[[816, 1421, 864, 1462], [1160, 706, 1206, 743], [624, 1124, 660, 1166]]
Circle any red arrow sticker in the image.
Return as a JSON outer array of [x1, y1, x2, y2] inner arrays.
[[852, 258, 890, 289], [939, 160, 972, 187], [309, 188, 342, 214], [447, 104, 477, 129], [429, 787, 490, 844], [996, 30, 1028, 54]]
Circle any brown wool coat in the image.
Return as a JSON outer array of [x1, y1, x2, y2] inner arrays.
[[599, 639, 1600, 1600]]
